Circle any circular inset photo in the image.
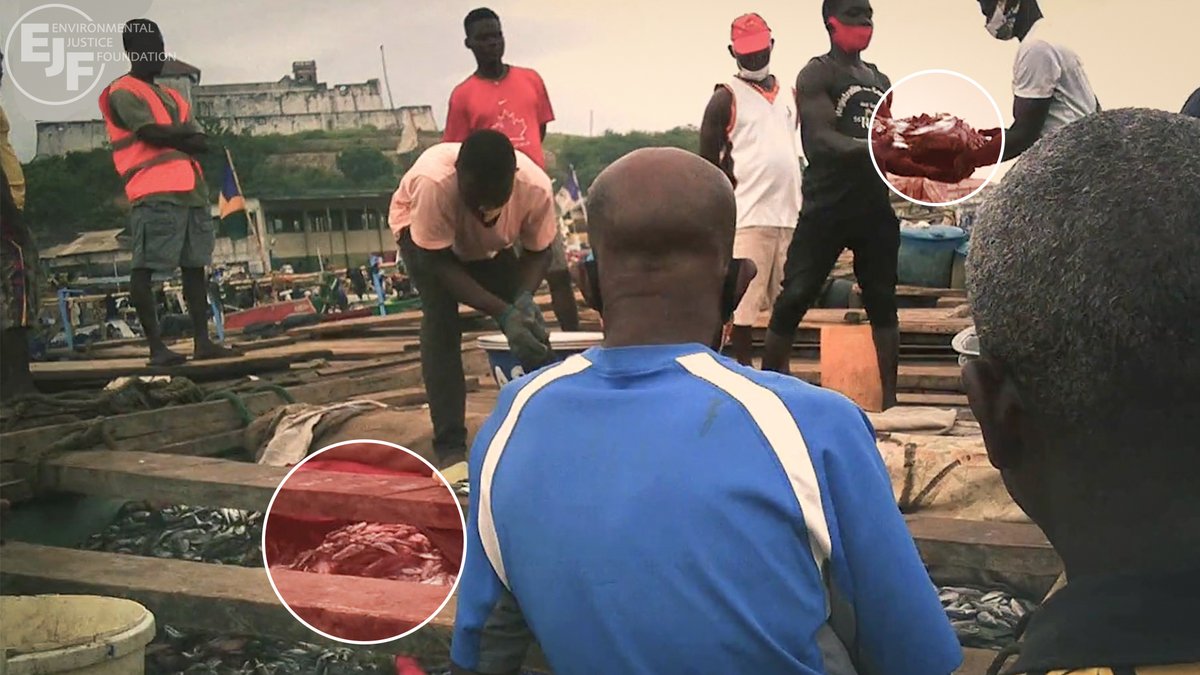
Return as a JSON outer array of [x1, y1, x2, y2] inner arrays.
[[868, 69, 1006, 207], [261, 440, 465, 644]]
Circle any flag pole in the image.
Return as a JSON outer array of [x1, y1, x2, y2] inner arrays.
[[572, 165, 589, 222], [225, 148, 270, 275]]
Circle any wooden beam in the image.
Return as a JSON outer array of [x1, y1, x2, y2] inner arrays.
[[0, 542, 455, 648], [791, 361, 964, 392], [1, 363, 423, 462], [958, 648, 1004, 675], [30, 351, 335, 384], [907, 515, 1063, 599], [40, 451, 463, 530]]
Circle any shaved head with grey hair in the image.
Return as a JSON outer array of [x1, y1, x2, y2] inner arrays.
[[969, 109, 1200, 427], [964, 108, 1200, 580]]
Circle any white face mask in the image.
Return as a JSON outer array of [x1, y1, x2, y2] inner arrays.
[[986, 0, 1021, 40], [737, 64, 770, 81]]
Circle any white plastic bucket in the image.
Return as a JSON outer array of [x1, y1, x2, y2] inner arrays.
[[477, 331, 604, 386], [0, 595, 156, 675]]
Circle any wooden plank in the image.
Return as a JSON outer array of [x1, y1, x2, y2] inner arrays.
[[750, 307, 971, 336], [907, 515, 1063, 599], [0, 542, 455, 647], [155, 430, 246, 458], [853, 283, 968, 299], [272, 470, 461, 530], [1, 363, 423, 462], [30, 351, 334, 384], [898, 392, 970, 407], [790, 361, 963, 392], [55, 335, 301, 361], [958, 648, 1004, 675], [41, 451, 463, 529]]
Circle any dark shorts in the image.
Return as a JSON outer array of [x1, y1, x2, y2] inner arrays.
[[769, 208, 900, 335], [130, 201, 215, 272]]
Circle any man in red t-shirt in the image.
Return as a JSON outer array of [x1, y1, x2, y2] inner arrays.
[[444, 7, 580, 332]]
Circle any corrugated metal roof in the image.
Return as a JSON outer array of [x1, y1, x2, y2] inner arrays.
[[44, 229, 128, 258]]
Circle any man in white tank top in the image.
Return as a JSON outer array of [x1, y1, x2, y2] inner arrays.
[[700, 13, 804, 365]]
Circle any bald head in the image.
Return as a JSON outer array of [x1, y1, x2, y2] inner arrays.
[[589, 147, 736, 264]]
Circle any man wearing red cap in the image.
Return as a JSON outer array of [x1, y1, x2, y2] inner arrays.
[[700, 13, 803, 366], [763, 0, 904, 410]]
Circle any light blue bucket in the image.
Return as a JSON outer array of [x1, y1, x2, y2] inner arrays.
[[478, 332, 604, 386], [898, 224, 967, 288]]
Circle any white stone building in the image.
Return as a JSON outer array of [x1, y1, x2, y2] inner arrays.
[[35, 60, 437, 158]]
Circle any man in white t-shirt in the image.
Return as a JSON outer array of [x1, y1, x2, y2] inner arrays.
[[973, 0, 1100, 163], [699, 13, 802, 365]]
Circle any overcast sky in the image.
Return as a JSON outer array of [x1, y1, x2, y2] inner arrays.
[[3, 0, 1198, 170]]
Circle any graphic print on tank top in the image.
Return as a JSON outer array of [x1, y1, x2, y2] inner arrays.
[[801, 56, 892, 216], [832, 83, 886, 139]]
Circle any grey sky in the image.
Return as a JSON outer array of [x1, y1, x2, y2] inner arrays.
[[3, 0, 1198, 167]]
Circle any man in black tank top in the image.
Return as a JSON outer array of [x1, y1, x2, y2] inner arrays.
[[763, 0, 902, 410]]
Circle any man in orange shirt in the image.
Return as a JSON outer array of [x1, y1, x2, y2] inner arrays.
[[389, 130, 557, 482], [444, 8, 579, 332]]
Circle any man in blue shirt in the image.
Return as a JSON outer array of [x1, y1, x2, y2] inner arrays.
[[450, 148, 961, 675]]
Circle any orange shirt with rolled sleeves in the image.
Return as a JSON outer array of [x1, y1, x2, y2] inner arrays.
[[388, 142, 558, 261]]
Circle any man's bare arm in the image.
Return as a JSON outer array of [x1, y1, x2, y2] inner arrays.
[[699, 87, 734, 184], [796, 62, 869, 161], [1002, 97, 1052, 161], [135, 125, 207, 155], [418, 246, 512, 318], [516, 246, 552, 298]]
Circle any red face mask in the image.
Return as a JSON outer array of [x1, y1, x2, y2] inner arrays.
[[828, 17, 873, 53]]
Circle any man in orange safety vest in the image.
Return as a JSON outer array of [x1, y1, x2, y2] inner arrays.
[[99, 19, 240, 365]]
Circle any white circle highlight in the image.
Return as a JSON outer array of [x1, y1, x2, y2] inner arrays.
[[260, 438, 467, 645], [867, 68, 1007, 208]]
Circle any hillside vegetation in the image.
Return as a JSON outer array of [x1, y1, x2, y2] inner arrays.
[[20, 126, 701, 245]]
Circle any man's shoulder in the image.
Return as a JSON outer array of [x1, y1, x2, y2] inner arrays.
[[514, 153, 554, 195], [508, 65, 544, 82], [397, 147, 458, 202], [733, 363, 865, 420], [449, 74, 479, 97]]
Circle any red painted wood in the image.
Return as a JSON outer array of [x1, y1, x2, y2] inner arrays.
[[224, 299, 316, 330]]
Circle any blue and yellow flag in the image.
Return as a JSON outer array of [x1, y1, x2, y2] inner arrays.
[[218, 150, 250, 240]]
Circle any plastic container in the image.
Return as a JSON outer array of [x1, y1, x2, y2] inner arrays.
[[819, 324, 883, 412], [477, 332, 604, 387], [0, 595, 156, 675], [897, 224, 966, 288], [950, 240, 969, 290]]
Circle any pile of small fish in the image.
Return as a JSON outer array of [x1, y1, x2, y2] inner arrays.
[[83, 502, 263, 566], [939, 585, 1036, 649], [281, 523, 456, 586], [145, 627, 395, 674], [83, 502, 432, 674]]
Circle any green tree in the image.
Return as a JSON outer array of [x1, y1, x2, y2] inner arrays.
[[547, 126, 700, 192], [336, 145, 395, 186]]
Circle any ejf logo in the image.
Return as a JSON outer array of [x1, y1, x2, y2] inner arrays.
[[4, 4, 116, 106]]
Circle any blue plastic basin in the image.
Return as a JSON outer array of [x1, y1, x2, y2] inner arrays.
[[898, 224, 966, 288]]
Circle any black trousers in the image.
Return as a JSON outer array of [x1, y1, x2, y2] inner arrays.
[[398, 229, 520, 462], [768, 208, 901, 336]]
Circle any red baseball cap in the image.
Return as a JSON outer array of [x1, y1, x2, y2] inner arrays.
[[731, 13, 772, 55]]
